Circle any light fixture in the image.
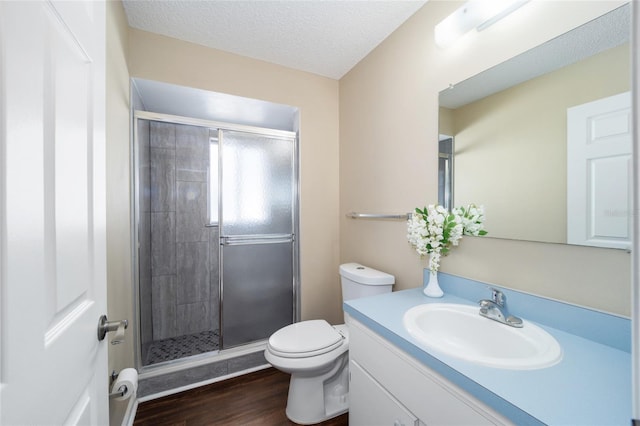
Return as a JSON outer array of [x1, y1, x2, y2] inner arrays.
[[434, 0, 530, 48]]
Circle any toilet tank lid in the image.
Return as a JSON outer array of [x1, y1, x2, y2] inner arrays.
[[339, 263, 395, 285]]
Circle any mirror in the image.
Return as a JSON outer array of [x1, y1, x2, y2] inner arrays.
[[439, 4, 631, 248]]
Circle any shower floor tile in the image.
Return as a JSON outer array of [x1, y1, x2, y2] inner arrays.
[[143, 330, 220, 365]]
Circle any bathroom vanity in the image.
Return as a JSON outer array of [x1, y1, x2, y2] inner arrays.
[[344, 273, 631, 425], [348, 316, 512, 425]]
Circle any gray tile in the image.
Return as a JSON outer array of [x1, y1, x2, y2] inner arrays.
[[176, 301, 213, 335], [140, 295, 153, 345], [176, 212, 209, 243], [139, 212, 153, 345], [140, 163, 151, 214], [150, 148, 176, 212], [184, 360, 228, 383], [150, 121, 176, 149], [152, 275, 176, 306], [176, 124, 208, 148], [138, 120, 154, 345], [138, 119, 150, 151], [228, 351, 268, 374], [137, 360, 228, 397], [151, 212, 176, 276], [177, 242, 210, 304], [151, 275, 178, 340], [138, 120, 152, 213], [176, 181, 208, 242], [177, 181, 207, 214], [139, 212, 152, 270], [142, 331, 219, 365], [176, 124, 209, 182]]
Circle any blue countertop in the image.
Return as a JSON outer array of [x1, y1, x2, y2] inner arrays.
[[343, 273, 631, 425]]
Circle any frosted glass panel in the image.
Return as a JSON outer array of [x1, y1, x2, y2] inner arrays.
[[222, 242, 293, 348], [221, 130, 294, 235]]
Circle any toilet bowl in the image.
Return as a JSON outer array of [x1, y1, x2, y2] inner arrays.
[[265, 320, 349, 424], [265, 263, 394, 424]]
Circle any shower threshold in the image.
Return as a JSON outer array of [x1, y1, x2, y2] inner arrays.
[[137, 337, 269, 399]]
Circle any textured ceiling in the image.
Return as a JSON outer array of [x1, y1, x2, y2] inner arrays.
[[122, 0, 427, 80]]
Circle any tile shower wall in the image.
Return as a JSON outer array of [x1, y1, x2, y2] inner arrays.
[[138, 120, 152, 346], [140, 120, 220, 352]]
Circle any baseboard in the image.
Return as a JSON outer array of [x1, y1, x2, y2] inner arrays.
[[109, 391, 138, 426], [122, 397, 138, 426]]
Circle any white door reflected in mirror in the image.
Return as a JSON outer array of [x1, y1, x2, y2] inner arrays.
[[567, 91, 632, 250]]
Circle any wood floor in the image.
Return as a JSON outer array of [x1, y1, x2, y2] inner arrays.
[[133, 367, 349, 426]]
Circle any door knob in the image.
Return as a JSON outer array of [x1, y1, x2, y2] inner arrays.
[[97, 315, 128, 343]]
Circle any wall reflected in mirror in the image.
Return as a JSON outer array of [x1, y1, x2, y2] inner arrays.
[[438, 4, 630, 247]]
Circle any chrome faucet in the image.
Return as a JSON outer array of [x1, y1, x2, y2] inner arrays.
[[478, 288, 523, 328]]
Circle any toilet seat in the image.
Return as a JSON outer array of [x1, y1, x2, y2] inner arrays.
[[267, 320, 345, 358]]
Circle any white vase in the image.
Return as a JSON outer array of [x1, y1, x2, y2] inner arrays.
[[423, 267, 444, 298]]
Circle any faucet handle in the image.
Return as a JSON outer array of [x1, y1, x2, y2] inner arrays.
[[478, 299, 491, 311], [490, 288, 505, 306]]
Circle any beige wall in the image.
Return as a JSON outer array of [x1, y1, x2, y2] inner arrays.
[[438, 107, 454, 137], [107, 2, 632, 381], [106, 0, 134, 372], [126, 30, 342, 324], [453, 43, 630, 243], [339, 0, 630, 316]]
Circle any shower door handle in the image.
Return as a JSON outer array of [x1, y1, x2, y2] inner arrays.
[[221, 234, 294, 246]]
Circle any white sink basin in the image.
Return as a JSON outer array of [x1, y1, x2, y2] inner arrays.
[[403, 303, 562, 369]]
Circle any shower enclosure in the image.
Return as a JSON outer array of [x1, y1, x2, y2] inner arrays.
[[133, 111, 299, 367]]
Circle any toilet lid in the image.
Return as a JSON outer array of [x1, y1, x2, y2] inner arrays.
[[268, 320, 344, 358]]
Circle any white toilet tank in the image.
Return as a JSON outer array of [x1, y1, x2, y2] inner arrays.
[[339, 263, 395, 301]]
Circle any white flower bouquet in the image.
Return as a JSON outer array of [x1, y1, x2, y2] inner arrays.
[[407, 204, 487, 273]]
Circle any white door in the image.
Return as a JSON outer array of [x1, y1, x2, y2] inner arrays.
[[0, 1, 108, 425], [567, 92, 632, 249]]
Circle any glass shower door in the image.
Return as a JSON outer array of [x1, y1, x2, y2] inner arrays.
[[219, 129, 296, 348]]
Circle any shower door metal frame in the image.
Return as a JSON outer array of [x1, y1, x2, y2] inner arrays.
[[130, 110, 300, 371], [216, 128, 298, 349]]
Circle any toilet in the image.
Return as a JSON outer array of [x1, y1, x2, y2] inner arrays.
[[264, 263, 395, 425]]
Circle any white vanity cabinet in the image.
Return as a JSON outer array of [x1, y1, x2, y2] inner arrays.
[[347, 316, 514, 426], [350, 359, 424, 426]]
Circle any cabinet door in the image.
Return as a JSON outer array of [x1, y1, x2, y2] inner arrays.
[[348, 316, 512, 425], [350, 360, 421, 426]]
